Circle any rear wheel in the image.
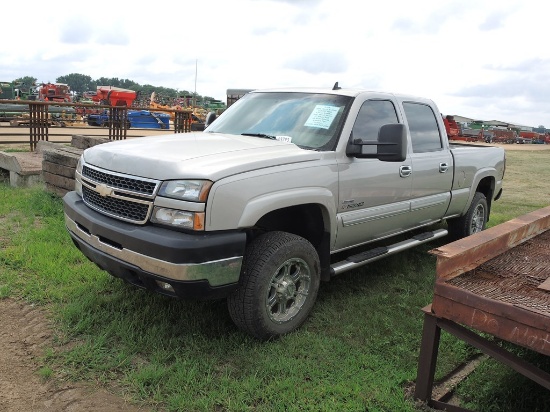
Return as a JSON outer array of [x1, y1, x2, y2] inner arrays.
[[448, 192, 488, 240], [227, 231, 320, 340]]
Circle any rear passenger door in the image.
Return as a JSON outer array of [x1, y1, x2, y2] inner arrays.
[[402, 101, 453, 225]]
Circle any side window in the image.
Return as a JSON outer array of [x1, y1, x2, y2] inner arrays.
[[352, 100, 399, 140], [402, 102, 443, 152]]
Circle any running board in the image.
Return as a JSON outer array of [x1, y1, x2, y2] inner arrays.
[[330, 228, 448, 276]]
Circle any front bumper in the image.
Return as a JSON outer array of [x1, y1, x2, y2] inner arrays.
[[63, 191, 246, 300]]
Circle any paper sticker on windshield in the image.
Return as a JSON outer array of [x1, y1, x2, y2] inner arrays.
[[304, 105, 340, 130], [276, 135, 292, 143]]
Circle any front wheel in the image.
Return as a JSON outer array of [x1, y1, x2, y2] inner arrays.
[[227, 231, 320, 340], [448, 192, 488, 240]]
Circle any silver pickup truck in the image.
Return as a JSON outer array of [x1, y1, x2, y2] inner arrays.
[[63, 86, 506, 340]]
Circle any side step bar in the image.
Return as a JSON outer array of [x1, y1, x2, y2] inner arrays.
[[330, 228, 448, 276]]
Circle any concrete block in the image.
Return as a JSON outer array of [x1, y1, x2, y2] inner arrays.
[[10, 170, 43, 187]]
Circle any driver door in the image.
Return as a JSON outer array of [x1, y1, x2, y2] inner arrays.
[[335, 99, 413, 250]]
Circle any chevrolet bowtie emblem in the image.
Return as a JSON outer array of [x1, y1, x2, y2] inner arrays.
[[96, 183, 113, 197]]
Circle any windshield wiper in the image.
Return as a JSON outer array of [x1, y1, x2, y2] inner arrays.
[[241, 133, 277, 140]]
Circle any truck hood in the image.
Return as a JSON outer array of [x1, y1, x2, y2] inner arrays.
[[83, 132, 322, 180]]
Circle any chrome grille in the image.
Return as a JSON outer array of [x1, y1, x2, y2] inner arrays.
[[83, 165, 157, 195], [80, 165, 160, 224], [83, 186, 150, 222]]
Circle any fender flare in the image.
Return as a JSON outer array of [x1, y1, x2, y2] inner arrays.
[[237, 187, 337, 235], [460, 168, 496, 216]]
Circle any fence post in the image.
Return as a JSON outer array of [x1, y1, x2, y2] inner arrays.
[[28, 101, 49, 151], [174, 111, 191, 133], [108, 106, 128, 140]]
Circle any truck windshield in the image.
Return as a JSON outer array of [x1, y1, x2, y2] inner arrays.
[[204, 92, 352, 150]]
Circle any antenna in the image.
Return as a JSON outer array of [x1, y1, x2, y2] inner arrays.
[[332, 82, 341, 90], [194, 59, 197, 107]]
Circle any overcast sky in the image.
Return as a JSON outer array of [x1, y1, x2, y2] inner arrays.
[[2, 0, 547, 127]]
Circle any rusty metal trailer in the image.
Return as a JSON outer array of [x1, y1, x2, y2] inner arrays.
[[415, 205, 550, 411]]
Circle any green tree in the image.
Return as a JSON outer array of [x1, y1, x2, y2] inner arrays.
[[14, 76, 38, 88], [95, 77, 139, 89], [56, 73, 94, 95]]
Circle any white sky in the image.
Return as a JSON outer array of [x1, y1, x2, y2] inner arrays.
[[2, 0, 548, 127]]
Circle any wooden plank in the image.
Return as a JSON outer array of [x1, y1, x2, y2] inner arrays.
[[430, 206, 550, 281], [42, 171, 75, 191], [71, 134, 110, 150], [42, 147, 80, 168], [42, 160, 76, 179]]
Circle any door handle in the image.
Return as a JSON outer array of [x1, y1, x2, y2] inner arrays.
[[439, 162, 449, 173], [400, 165, 412, 178]]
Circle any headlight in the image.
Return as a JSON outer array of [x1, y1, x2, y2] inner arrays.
[[158, 180, 212, 202], [75, 156, 84, 196], [151, 207, 205, 230], [76, 156, 83, 174]]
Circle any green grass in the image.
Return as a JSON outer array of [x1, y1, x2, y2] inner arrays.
[[489, 150, 550, 225], [0, 148, 549, 411]]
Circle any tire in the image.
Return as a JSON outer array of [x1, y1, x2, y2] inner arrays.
[[448, 192, 488, 240], [227, 231, 320, 340]]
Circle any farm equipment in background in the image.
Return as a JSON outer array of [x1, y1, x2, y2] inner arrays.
[[443, 114, 460, 138], [149, 92, 207, 129], [0, 81, 38, 100], [443, 115, 479, 142], [73, 97, 101, 117], [87, 109, 170, 129], [9, 105, 78, 127], [442, 115, 530, 144], [37, 83, 72, 102], [149, 92, 186, 121], [490, 128, 517, 144], [517, 131, 550, 144], [90, 86, 139, 106]]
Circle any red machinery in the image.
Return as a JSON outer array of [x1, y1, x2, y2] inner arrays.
[[91, 86, 138, 106], [518, 131, 550, 144], [38, 83, 72, 102], [442, 115, 459, 138], [442, 115, 478, 142], [490, 129, 517, 144]]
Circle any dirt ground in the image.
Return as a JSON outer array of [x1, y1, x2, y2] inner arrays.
[[0, 298, 150, 412], [0, 138, 548, 411]]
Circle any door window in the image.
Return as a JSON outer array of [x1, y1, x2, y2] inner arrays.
[[352, 100, 399, 140], [403, 102, 443, 152]]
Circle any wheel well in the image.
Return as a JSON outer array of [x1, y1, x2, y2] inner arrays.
[[253, 204, 325, 245], [250, 204, 332, 281], [475, 176, 495, 219]]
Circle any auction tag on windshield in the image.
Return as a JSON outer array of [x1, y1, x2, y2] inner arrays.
[[304, 105, 340, 129], [276, 135, 292, 143]]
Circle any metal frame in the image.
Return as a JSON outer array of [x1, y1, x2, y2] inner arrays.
[[414, 305, 550, 412], [415, 206, 550, 411]]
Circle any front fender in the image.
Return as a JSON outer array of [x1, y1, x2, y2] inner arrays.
[[206, 163, 339, 232], [238, 187, 337, 233]]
